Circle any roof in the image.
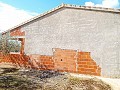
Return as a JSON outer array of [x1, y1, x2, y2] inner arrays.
[[2, 3, 120, 34]]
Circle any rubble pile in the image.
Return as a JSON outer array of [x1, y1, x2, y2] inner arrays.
[[0, 68, 112, 90]]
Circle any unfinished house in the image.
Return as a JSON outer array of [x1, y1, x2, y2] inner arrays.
[[2, 4, 120, 77]]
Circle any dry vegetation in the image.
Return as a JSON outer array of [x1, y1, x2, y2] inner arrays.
[[0, 68, 112, 90]]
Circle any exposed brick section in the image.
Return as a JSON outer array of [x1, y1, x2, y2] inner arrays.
[[1, 54, 31, 68], [53, 48, 101, 76], [29, 55, 54, 70], [28, 54, 40, 69], [10, 27, 25, 36], [19, 38, 25, 54], [77, 52, 101, 76], [39, 55, 54, 70], [0, 48, 101, 76], [53, 48, 77, 73]]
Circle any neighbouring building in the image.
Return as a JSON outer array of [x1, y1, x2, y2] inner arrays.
[[2, 4, 120, 77]]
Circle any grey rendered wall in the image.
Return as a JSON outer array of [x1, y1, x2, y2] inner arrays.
[[22, 8, 120, 77]]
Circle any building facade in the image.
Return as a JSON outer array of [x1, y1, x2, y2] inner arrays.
[[3, 4, 120, 77]]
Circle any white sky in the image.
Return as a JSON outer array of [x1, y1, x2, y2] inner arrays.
[[85, 0, 119, 8], [0, 2, 38, 33]]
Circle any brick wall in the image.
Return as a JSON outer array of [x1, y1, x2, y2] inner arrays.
[[1, 54, 30, 68], [0, 48, 101, 76], [10, 27, 25, 36], [29, 55, 54, 70], [77, 52, 101, 76], [53, 48, 101, 75], [19, 38, 25, 54], [53, 48, 77, 73]]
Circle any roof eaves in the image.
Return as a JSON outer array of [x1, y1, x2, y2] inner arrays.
[[2, 3, 120, 34], [64, 4, 120, 13]]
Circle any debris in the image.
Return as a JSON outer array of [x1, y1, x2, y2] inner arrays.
[[0, 69, 112, 90]]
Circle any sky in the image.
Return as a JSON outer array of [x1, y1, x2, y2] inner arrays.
[[0, 0, 120, 32]]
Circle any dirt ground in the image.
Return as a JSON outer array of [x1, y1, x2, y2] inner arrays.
[[0, 68, 112, 90]]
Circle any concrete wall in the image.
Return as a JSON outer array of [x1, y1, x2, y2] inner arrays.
[[22, 7, 120, 77]]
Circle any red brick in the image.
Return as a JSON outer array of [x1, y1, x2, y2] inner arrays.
[[0, 48, 101, 76], [89, 66, 95, 68], [10, 27, 25, 36]]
